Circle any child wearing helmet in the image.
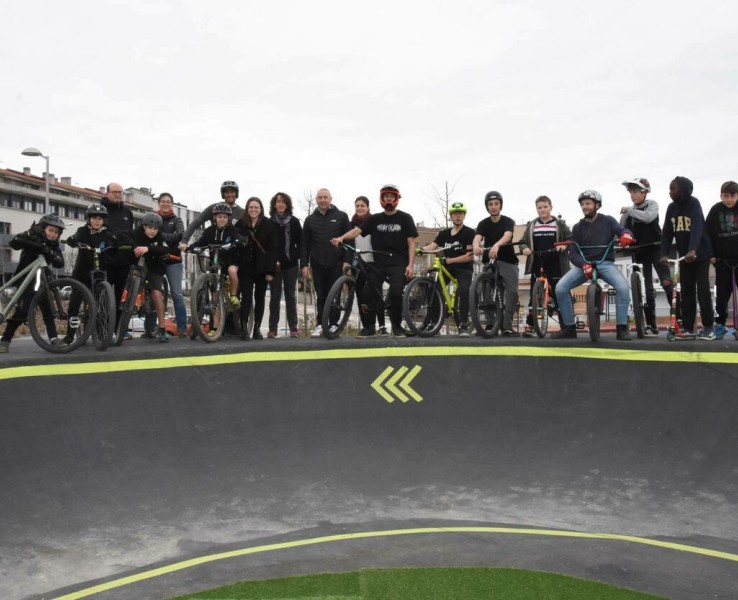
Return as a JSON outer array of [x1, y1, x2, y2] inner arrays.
[[0, 216, 65, 353], [188, 203, 248, 310], [332, 184, 418, 338], [130, 212, 174, 342], [419, 201, 476, 336], [552, 190, 635, 340], [179, 181, 244, 250]]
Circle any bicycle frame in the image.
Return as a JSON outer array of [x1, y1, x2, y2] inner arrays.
[[665, 256, 690, 340], [0, 255, 50, 323], [418, 248, 459, 316]]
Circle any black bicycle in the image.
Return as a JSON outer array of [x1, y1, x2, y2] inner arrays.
[[73, 243, 117, 350]]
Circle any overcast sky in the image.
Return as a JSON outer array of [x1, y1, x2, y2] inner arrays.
[[2, 0, 738, 227]]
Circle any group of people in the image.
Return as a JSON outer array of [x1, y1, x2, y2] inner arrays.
[[1, 175, 736, 353]]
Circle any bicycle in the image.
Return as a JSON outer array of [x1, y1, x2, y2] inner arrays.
[[528, 248, 564, 338], [188, 243, 243, 342], [403, 246, 466, 337], [71, 243, 118, 350], [664, 256, 694, 341], [715, 258, 738, 341], [555, 239, 618, 342], [321, 243, 392, 339], [0, 249, 95, 353], [469, 245, 521, 337]]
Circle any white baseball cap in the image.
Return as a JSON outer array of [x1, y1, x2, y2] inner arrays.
[[621, 178, 651, 192]]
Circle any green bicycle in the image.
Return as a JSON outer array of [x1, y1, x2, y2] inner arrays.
[[403, 247, 469, 337]]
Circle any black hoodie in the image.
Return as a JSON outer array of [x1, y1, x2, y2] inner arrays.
[[660, 176, 712, 260]]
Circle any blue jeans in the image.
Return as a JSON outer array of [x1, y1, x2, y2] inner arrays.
[[555, 261, 630, 326], [165, 261, 188, 333]]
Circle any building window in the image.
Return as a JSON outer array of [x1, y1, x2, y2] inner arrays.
[[0, 222, 10, 234]]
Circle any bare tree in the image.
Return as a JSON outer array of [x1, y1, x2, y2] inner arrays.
[[426, 179, 461, 229], [299, 189, 316, 220]]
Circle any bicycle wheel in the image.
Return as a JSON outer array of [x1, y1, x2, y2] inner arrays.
[[531, 279, 549, 338], [630, 271, 645, 339], [92, 280, 116, 350], [115, 273, 143, 346], [28, 278, 95, 353], [403, 277, 444, 337], [191, 273, 226, 342], [322, 275, 356, 339], [586, 283, 600, 342], [470, 273, 503, 338]]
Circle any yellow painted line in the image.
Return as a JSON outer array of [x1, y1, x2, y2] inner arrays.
[[2, 345, 738, 382], [53, 525, 738, 599], [400, 365, 423, 402], [370, 366, 396, 403], [386, 365, 410, 402]]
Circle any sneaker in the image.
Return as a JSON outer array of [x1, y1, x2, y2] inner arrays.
[[229, 294, 241, 309], [63, 332, 76, 345], [357, 327, 376, 338], [0, 340, 10, 353], [458, 324, 470, 338], [157, 330, 169, 343], [252, 329, 264, 340], [551, 326, 577, 339], [140, 332, 154, 339], [267, 329, 278, 338], [522, 326, 535, 338], [310, 325, 323, 338], [178, 331, 188, 338], [289, 327, 299, 338], [123, 331, 133, 341], [616, 325, 632, 341], [501, 329, 520, 338], [713, 324, 728, 340], [328, 324, 340, 336], [698, 327, 716, 341], [644, 326, 659, 336], [392, 326, 406, 338], [679, 329, 696, 338], [377, 326, 389, 337], [50, 337, 65, 347]]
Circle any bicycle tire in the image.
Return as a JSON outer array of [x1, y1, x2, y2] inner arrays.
[[630, 271, 645, 339], [587, 283, 600, 342], [191, 273, 226, 342], [115, 273, 143, 346], [470, 272, 503, 337], [28, 278, 95, 354], [322, 275, 356, 339], [403, 277, 444, 337], [92, 280, 116, 350], [531, 279, 549, 338]]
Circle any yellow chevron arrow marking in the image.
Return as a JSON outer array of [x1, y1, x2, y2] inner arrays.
[[371, 366, 397, 403], [385, 366, 409, 402], [399, 365, 423, 402]]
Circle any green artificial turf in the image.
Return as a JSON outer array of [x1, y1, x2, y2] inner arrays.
[[170, 567, 666, 599]]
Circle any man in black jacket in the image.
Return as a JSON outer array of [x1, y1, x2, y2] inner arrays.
[[100, 182, 134, 338], [300, 188, 350, 337]]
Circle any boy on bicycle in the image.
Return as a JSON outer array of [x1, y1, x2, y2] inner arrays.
[[472, 191, 519, 337], [183, 202, 247, 310], [706, 180, 738, 340], [552, 190, 634, 340], [420, 201, 475, 336], [131, 212, 174, 343], [619, 177, 673, 335], [63, 203, 122, 344], [519, 195, 571, 337], [0, 215, 65, 353]]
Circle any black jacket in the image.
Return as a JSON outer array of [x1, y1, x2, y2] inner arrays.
[[131, 227, 170, 276], [66, 225, 120, 281], [158, 211, 185, 257], [101, 197, 134, 267], [660, 176, 712, 260], [271, 215, 302, 269], [182, 202, 244, 244], [236, 217, 279, 275], [300, 205, 350, 268], [10, 224, 64, 273], [189, 223, 247, 266]]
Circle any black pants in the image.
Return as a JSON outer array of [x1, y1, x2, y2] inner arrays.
[[680, 259, 713, 330], [1, 287, 57, 343], [449, 266, 472, 325], [367, 263, 406, 329], [240, 264, 268, 331], [635, 247, 674, 329], [107, 264, 130, 329], [311, 263, 343, 326], [714, 261, 738, 326]]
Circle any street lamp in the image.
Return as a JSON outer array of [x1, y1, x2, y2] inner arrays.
[[21, 147, 50, 215]]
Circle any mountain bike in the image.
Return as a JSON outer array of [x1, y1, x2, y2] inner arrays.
[[0, 251, 95, 353], [715, 258, 738, 341], [188, 244, 243, 342], [322, 243, 392, 339], [114, 255, 148, 346], [469, 250, 505, 338], [403, 247, 467, 337], [528, 248, 563, 338], [72, 243, 117, 350], [556, 239, 617, 342]]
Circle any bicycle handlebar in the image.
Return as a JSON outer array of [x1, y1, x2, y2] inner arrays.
[[337, 243, 393, 258]]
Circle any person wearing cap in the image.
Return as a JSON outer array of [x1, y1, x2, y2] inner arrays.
[[519, 195, 571, 337], [472, 191, 520, 337], [619, 178, 674, 335], [419, 201, 476, 336], [332, 184, 418, 338], [552, 190, 635, 340], [659, 176, 714, 339]]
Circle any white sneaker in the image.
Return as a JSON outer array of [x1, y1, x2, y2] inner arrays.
[[310, 325, 323, 338]]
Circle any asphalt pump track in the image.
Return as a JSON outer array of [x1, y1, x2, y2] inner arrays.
[[1, 339, 738, 599]]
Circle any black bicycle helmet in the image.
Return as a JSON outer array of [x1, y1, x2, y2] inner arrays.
[[211, 202, 233, 215], [142, 212, 163, 228], [39, 214, 66, 231], [85, 203, 108, 219], [221, 180, 239, 199], [484, 190, 503, 208], [578, 189, 602, 207]]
